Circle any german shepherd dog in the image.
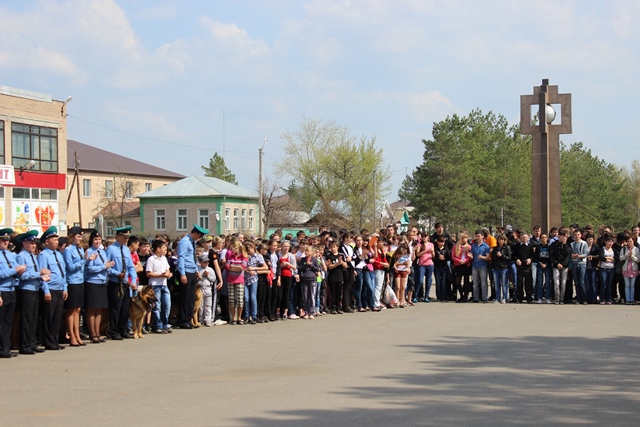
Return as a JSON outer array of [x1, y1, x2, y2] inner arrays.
[[192, 287, 203, 328], [130, 286, 158, 339]]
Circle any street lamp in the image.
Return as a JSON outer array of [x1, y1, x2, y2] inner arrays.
[[258, 138, 268, 237]]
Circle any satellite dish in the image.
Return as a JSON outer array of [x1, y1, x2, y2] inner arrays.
[[215, 213, 221, 221]]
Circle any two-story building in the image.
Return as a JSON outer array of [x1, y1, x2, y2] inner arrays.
[[0, 86, 68, 234]]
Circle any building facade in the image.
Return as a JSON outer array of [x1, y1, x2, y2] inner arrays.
[[138, 176, 259, 238], [66, 139, 184, 235], [0, 86, 68, 234]]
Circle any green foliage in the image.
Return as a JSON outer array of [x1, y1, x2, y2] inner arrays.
[[560, 142, 632, 230], [282, 118, 390, 229], [400, 109, 530, 231], [403, 109, 633, 232], [201, 152, 238, 185]]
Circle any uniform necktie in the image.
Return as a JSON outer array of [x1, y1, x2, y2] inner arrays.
[[30, 253, 37, 271], [76, 245, 83, 258], [192, 240, 197, 264], [2, 250, 12, 268], [97, 250, 104, 262], [53, 251, 65, 278]]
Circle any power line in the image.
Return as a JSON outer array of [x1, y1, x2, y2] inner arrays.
[[68, 114, 254, 153]]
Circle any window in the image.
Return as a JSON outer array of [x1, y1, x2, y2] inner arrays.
[[12, 188, 30, 199], [40, 189, 57, 200], [241, 209, 246, 230], [0, 121, 4, 164], [125, 182, 133, 199], [248, 209, 254, 230], [106, 222, 114, 236], [233, 208, 239, 230], [176, 209, 187, 231], [155, 209, 166, 230], [105, 180, 113, 199], [82, 179, 91, 197], [73, 222, 80, 227], [145, 183, 152, 192], [0, 187, 4, 198], [198, 209, 209, 230], [225, 208, 230, 231], [11, 123, 58, 171]]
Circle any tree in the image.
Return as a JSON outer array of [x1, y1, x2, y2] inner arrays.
[[560, 142, 632, 230], [201, 152, 238, 185], [400, 109, 530, 231], [260, 175, 305, 234], [93, 173, 142, 229], [281, 118, 390, 230], [622, 160, 640, 225]]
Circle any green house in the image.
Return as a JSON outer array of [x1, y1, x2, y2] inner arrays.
[[138, 176, 258, 238]]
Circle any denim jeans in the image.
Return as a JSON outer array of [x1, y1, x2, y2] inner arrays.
[[374, 269, 385, 308], [152, 285, 171, 329], [492, 269, 509, 302], [472, 267, 488, 302], [537, 264, 553, 300], [244, 282, 258, 319], [353, 268, 364, 309], [553, 268, 568, 303], [571, 262, 587, 303], [434, 266, 448, 301], [414, 264, 434, 301], [599, 268, 615, 303], [509, 262, 518, 300], [362, 269, 375, 309], [624, 276, 636, 303], [586, 268, 598, 303]]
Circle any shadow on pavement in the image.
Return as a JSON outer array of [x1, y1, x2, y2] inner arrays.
[[239, 335, 640, 426]]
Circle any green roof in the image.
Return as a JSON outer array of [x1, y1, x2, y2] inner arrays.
[[137, 176, 258, 200]]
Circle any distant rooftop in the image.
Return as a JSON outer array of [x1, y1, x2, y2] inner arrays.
[[0, 85, 52, 102], [68, 139, 184, 179], [138, 175, 258, 200]]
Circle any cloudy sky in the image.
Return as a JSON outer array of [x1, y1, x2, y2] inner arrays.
[[1, 0, 638, 199]]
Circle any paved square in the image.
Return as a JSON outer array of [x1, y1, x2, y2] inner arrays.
[[3, 303, 639, 426]]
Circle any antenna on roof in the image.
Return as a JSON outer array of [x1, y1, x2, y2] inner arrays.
[[222, 109, 226, 164]]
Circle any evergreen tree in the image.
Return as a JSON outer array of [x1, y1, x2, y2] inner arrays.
[[201, 152, 238, 185]]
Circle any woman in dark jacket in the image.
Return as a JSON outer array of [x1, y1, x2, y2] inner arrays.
[[433, 236, 451, 302], [491, 235, 511, 303]]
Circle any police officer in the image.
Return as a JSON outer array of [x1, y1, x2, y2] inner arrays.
[[106, 226, 137, 340], [0, 228, 27, 358], [16, 230, 50, 354], [176, 224, 208, 329], [37, 226, 68, 350]]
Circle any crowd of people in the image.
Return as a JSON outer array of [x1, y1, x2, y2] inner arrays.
[[1, 220, 638, 359]]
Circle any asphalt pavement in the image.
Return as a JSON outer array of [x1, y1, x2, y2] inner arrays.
[[2, 302, 639, 426]]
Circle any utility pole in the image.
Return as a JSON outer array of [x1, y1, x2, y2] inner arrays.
[[75, 151, 82, 227], [258, 138, 268, 237]]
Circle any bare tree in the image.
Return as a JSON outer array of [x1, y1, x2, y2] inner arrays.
[[94, 173, 142, 228]]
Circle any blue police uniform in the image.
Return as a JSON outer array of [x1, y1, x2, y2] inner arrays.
[[105, 226, 137, 339], [0, 230, 21, 358]]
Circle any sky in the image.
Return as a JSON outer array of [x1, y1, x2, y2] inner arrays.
[[1, 0, 639, 201]]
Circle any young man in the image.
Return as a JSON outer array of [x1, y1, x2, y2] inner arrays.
[[570, 229, 589, 305], [550, 230, 571, 305], [470, 230, 491, 303], [513, 231, 535, 303], [106, 226, 138, 340], [176, 224, 208, 329], [37, 227, 68, 350], [0, 228, 27, 358]]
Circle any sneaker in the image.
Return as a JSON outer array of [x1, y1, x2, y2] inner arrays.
[[546, 299, 552, 304], [500, 299, 506, 304], [213, 319, 227, 326], [537, 299, 542, 304], [288, 314, 299, 320], [330, 309, 337, 314], [309, 314, 315, 319], [153, 329, 165, 334], [303, 314, 309, 319], [337, 309, 344, 314], [250, 318, 257, 325]]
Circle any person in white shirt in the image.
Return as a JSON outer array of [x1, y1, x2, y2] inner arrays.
[[146, 240, 172, 333]]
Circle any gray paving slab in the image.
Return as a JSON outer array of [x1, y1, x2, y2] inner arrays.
[[2, 303, 639, 426]]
